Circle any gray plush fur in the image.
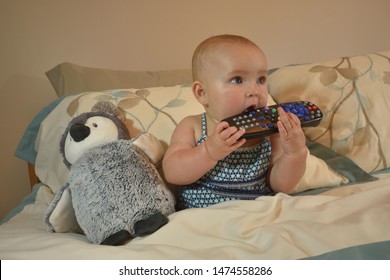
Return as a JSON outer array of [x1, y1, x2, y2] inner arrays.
[[70, 139, 175, 244]]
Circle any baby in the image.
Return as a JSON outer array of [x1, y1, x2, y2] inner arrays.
[[163, 34, 308, 209]]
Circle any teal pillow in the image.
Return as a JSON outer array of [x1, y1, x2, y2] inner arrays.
[[14, 97, 64, 163]]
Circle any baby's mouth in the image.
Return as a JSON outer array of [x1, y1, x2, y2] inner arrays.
[[245, 105, 257, 112]]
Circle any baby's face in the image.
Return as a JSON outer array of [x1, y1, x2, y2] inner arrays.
[[201, 43, 269, 121]]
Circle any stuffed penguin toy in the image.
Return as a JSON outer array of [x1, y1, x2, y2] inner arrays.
[[45, 110, 175, 245]]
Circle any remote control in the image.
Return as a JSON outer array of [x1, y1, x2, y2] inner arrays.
[[222, 101, 323, 139]]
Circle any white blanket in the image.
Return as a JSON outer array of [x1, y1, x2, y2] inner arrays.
[[1, 173, 390, 259]]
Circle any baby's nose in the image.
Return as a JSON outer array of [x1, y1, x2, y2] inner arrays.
[[245, 84, 259, 97]]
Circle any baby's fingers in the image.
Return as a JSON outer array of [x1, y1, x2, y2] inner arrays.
[[287, 111, 301, 126], [226, 128, 246, 146], [278, 108, 301, 130], [215, 121, 230, 134], [221, 127, 246, 146]]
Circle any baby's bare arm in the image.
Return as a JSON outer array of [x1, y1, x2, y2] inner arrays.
[[268, 108, 308, 193], [162, 116, 246, 185], [162, 117, 217, 185]]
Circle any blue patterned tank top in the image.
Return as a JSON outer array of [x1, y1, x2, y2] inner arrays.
[[178, 113, 274, 209]]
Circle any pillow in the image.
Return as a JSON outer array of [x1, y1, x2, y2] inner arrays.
[[17, 66, 193, 163], [268, 50, 390, 173], [294, 148, 348, 193], [46, 62, 193, 97], [14, 97, 64, 163]]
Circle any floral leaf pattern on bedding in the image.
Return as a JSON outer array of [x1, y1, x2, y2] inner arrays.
[[309, 55, 388, 171], [166, 98, 187, 108], [67, 88, 181, 125], [268, 51, 390, 173], [67, 93, 86, 116], [309, 60, 359, 87]]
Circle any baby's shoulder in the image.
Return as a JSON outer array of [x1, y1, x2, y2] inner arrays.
[[178, 114, 202, 127], [174, 114, 203, 140]]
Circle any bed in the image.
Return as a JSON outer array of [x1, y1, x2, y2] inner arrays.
[[1, 50, 390, 260]]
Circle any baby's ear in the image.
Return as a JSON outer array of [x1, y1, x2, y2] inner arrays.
[[192, 81, 207, 106]]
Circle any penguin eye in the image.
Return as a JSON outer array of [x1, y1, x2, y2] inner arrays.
[[93, 123, 98, 128]]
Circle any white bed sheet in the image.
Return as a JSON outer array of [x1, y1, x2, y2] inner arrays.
[[1, 172, 390, 260]]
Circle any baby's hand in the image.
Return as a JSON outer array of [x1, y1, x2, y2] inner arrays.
[[205, 121, 246, 161], [276, 107, 307, 155]]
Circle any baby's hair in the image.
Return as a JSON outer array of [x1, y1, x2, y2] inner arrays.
[[192, 34, 260, 81]]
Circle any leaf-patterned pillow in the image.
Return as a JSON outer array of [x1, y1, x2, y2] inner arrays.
[[268, 50, 390, 173]]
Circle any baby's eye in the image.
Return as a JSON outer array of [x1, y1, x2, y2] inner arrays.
[[230, 76, 243, 84], [258, 76, 267, 84]]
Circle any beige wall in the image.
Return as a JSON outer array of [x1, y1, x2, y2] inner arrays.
[[1, 0, 389, 220]]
